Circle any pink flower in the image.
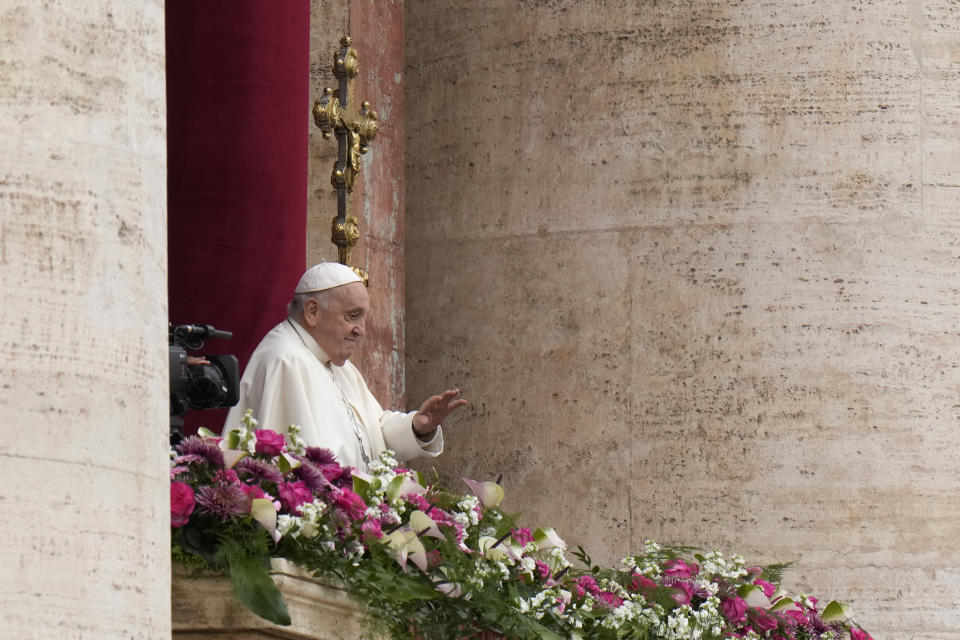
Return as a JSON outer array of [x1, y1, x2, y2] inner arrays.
[[535, 560, 551, 580], [596, 590, 623, 609], [751, 609, 779, 632], [574, 575, 600, 599], [663, 557, 698, 578], [511, 527, 534, 546], [334, 487, 367, 520], [360, 518, 383, 542], [242, 484, 267, 500], [754, 578, 777, 598], [850, 629, 873, 640], [670, 581, 694, 606], [721, 596, 748, 624], [629, 574, 658, 592], [254, 429, 286, 456], [278, 481, 313, 515], [170, 481, 196, 527]]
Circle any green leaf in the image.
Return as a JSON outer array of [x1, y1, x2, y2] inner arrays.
[[276, 452, 301, 473], [821, 600, 853, 623], [197, 426, 219, 440], [227, 554, 291, 626]]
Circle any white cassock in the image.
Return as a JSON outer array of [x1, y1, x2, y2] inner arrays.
[[223, 317, 443, 470]]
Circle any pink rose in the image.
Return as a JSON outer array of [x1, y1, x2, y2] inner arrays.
[[278, 481, 313, 514], [850, 629, 873, 640], [254, 429, 286, 456], [751, 609, 779, 632], [170, 481, 196, 527], [721, 596, 748, 624], [334, 487, 367, 520], [663, 557, 699, 578], [754, 578, 777, 598]]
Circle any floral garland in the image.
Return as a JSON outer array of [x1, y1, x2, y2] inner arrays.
[[170, 413, 874, 640]]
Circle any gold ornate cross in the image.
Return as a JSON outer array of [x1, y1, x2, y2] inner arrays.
[[313, 35, 379, 285]]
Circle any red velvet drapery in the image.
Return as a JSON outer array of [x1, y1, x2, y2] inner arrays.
[[166, 1, 310, 434]]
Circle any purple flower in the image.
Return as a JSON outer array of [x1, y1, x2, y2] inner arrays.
[[170, 481, 196, 527], [195, 472, 250, 521], [303, 446, 339, 466], [175, 436, 224, 467], [235, 457, 283, 485], [278, 481, 314, 515], [254, 429, 286, 456], [293, 460, 331, 492]]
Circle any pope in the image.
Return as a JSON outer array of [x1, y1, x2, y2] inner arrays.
[[224, 262, 467, 470]]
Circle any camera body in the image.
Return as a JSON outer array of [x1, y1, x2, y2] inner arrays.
[[169, 323, 240, 439]]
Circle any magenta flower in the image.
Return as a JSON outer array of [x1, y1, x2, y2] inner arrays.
[[278, 481, 313, 515], [850, 628, 873, 640], [670, 581, 694, 606], [662, 557, 698, 578], [596, 591, 623, 609], [170, 481, 196, 527], [334, 487, 367, 520], [754, 578, 777, 598], [629, 574, 658, 593], [360, 518, 383, 542], [721, 596, 748, 624], [574, 575, 600, 599], [511, 527, 534, 546], [535, 560, 551, 580], [254, 429, 286, 456], [751, 609, 779, 632]]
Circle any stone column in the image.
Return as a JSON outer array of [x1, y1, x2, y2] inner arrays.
[[0, 2, 169, 637], [405, 1, 960, 637]]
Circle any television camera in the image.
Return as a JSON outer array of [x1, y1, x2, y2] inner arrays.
[[169, 323, 240, 443]]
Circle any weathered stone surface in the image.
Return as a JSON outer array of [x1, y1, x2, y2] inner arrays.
[[173, 560, 370, 639], [405, 1, 960, 637], [309, 0, 407, 409], [0, 2, 169, 637]]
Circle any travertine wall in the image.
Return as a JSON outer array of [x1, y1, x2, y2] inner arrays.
[[405, 1, 960, 637], [0, 3, 169, 637]]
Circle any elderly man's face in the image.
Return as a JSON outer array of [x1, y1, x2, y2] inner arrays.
[[305, 281, 369, 366]]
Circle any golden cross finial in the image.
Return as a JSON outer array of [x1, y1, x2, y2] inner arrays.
[[312, 35, 379, 285]]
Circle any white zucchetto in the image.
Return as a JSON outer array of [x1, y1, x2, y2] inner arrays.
[[294, 262, 363, 294]]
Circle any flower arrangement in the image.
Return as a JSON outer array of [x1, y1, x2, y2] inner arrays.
[[171, 412, 875, 640]]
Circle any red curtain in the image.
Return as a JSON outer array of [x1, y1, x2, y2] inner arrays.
[[166, 1, 310, 434]]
